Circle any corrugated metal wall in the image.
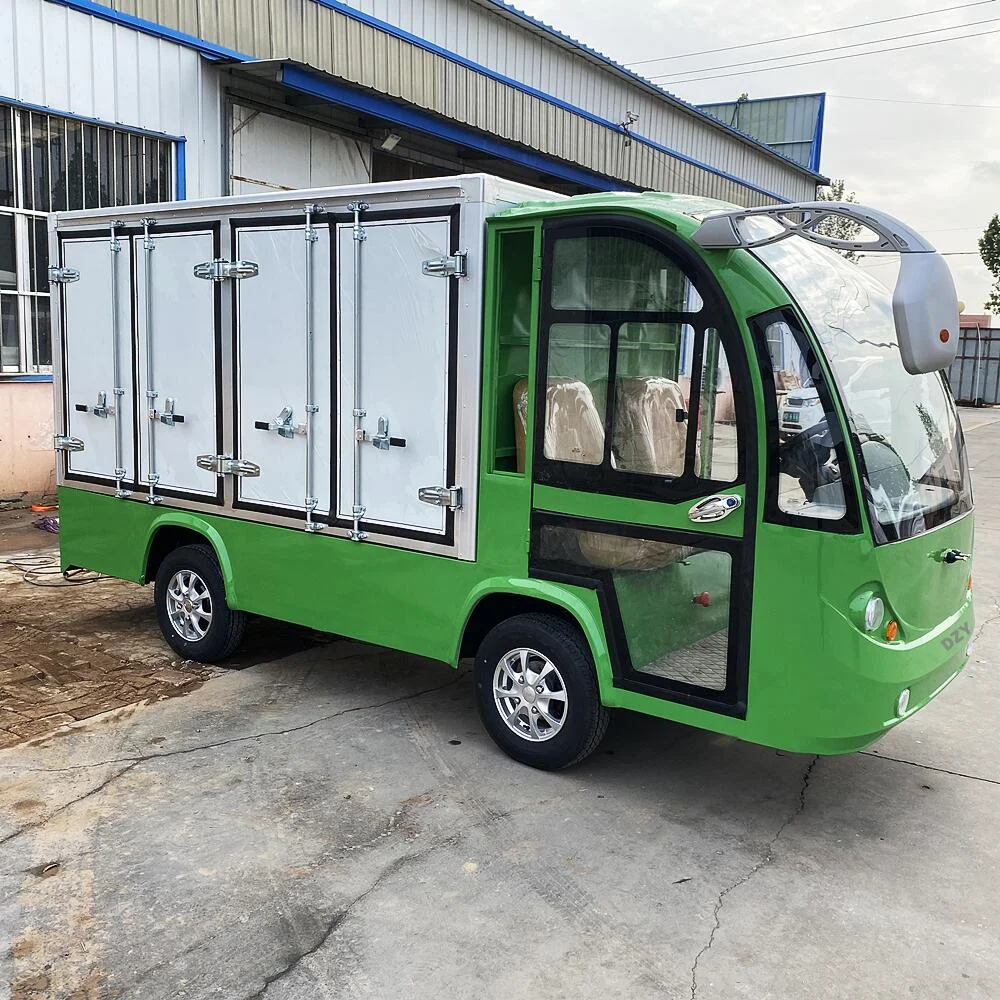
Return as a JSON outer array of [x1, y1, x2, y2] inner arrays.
[[1, 0, 224, 198], [88, 0, 819, 205], [698, 95, 823, 171], [340, 0, 819, 196], [947, 326, 1000, 405]]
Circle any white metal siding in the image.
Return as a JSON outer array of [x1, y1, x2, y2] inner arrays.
[[230, 104, 369, 194], [0, 0, 224, 199]]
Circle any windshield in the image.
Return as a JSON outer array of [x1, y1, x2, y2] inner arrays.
[[753, 236, 972, 542]]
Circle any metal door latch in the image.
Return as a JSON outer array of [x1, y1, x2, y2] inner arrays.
[[193, 259, 259, 281], [688, 494, 742, 523], [154, 397, 185, 426], [418, 485, 463, 509], [74, 391, 114, 418], [254, 406, 305, 439], [196, 454, 261, 477], [422, 251, 468, 278], [53, 434, 85, 452], [48, 265, 81, 284], [371, 416, 406, 450]]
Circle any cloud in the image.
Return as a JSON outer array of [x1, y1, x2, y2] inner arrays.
[[972, 162, 1000, 184]]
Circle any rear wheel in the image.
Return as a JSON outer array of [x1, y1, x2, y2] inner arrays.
[[474, 613, 609, 770], [154, 544, 246, 663]]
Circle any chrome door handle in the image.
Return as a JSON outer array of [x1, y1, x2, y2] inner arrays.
[[688, 494, 742, 523], [941, 548, 970, 563]]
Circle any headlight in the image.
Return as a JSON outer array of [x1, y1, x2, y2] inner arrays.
[[864, 596, 885, 632], [803, 397, 822, 406]]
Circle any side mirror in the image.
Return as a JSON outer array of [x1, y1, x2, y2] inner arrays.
[[892, 253, 960, 375], [693, 202, 962, 376]]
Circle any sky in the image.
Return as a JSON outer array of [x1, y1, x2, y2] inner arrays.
[[519, 0, 1000, 315]]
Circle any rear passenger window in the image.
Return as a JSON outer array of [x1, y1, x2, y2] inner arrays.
[[534, 224, 743, 498]]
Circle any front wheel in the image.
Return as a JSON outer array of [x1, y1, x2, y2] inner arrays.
[[474, 613, 609, 770], [154, 544, 247, 662]]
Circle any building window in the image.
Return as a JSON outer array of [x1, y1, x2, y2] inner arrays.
[[0, 103, 176, 373]]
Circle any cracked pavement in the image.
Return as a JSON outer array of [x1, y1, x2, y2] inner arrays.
[[2, 407, 1000, 1000]]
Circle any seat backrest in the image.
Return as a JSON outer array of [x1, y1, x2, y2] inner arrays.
[[513, 377, 605, 473], [512, 376, 693, 571], [612, 376, 686, 477]]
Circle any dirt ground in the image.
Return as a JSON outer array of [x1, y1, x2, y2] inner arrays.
[[0, 502, 322, 750]]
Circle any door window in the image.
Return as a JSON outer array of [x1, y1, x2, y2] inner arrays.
[[750, 310, 858, 531], [533, 517, 742, 702], [535, 223, 744, 500]]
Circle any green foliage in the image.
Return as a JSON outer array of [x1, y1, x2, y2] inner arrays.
[[816, 179, 861, 262], [979, 214, 1000, 313]]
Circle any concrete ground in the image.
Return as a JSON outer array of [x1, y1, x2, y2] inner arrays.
[[2, 411, 999, 1000]]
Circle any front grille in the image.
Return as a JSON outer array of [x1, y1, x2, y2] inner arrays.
[[786, 396, 804, 406]]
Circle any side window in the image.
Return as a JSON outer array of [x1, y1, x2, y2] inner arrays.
[[694, 328, 737, 483], [537, 224, 741, 498], [752, 312, 851, 525]]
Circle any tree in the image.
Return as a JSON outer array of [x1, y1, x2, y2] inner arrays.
[[979, 214, 1000, 314], [815, 178, 862, 262]]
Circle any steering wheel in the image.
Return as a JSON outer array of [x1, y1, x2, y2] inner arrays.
[[778, 417, 841, 500]]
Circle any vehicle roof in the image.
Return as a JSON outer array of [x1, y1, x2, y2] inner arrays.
[[496, 190, 745, 232]]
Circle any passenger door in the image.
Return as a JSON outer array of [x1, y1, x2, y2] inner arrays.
[[528, 218, 756, 717]]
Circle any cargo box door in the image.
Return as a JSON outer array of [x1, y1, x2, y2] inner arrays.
[[58, 236, 136, 485], [233, 222, 332, 519], [337, 216, 454, 542], [134, 228, 221, 502]]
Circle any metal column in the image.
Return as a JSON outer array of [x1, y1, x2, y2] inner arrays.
[[108, 219, 129, 498], [303, 203, 323, 533], [348, 201, 368, 542], [141, 218, 161, 504]]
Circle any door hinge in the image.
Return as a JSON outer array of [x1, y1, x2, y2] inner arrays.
[[48, 266, 80, 284], [193, 259, 259, 281], [53, 434, 85, 452], [196, 454, 261, 477], [422, 251, 468, 278], [417, 485, 463, 509]]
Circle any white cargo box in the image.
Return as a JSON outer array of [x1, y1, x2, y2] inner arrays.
[[50, 174, 557, 561]]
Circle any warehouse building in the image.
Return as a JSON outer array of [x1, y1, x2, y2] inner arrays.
[[0, 0, 826, 494]]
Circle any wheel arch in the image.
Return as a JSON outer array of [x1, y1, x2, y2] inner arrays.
[[142, 514, 237, 604], [456, 580, 614, 697]]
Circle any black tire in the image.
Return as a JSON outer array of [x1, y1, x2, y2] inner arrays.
[[474, 613, 610, 770], [153, 544, 247, 663]]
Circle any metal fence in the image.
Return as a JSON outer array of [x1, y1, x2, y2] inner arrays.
[[947, 325, 1000, 406]]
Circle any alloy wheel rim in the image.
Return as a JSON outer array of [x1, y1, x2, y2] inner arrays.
[[165, 569, 213, 642], [493, 647, 568, 742]]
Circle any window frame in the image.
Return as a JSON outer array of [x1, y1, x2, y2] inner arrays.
[[0, 102, 178, 374], [532, 215, 752, 504], [747, 307, 863, 534]]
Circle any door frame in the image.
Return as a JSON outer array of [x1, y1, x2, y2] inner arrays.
[[57, 228, 140, 492], [131, 222, 225, 505], [331, 205, 463, 547], [229, 215, 335, 523], [528, 213, 760, 718]]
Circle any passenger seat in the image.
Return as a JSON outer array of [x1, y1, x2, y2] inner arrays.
[[513, 378, 695, 571]]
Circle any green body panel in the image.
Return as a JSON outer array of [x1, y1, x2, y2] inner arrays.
[[58, 192, 974, 756]]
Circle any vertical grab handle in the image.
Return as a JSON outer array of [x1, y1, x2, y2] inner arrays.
[[303, 204, 323, 533]]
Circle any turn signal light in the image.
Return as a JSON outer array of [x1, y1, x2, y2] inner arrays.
[[885, 620, 899, 642], [692, 592, 712, 607], [968, 574, 973, 592], [939, 329, 951, 343]]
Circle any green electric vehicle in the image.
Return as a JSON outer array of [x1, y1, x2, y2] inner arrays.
[[50, 175, 973, 769]]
